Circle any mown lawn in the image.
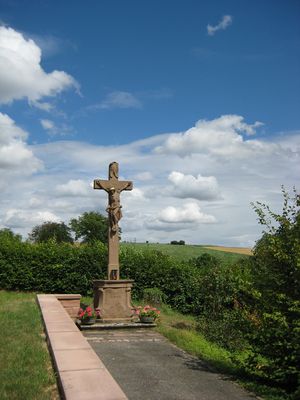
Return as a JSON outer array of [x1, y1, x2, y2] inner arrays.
[[121, 242, 250, 263], [0, 291, 59, 400]]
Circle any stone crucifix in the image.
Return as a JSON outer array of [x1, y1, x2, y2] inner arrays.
[[94, 162, 133, 280]]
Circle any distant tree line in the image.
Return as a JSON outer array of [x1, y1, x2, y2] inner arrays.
[[170, 240, 185, 245]]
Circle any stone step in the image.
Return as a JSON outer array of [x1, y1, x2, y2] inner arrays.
[[76, 320, 157, 330]]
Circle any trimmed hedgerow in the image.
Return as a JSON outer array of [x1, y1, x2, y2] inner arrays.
[[0, 238, 106, 295], [0, 236, 202, 313]]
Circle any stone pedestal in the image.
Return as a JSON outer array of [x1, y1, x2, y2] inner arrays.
[[93, 279, 134, 322]]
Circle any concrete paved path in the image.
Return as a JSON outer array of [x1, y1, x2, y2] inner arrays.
[[84, 329, 257, 400]]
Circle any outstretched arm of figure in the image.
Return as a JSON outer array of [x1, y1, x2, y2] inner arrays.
[[94, 180, 111, 192]]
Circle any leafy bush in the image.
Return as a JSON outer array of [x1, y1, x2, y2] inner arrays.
[[0, 228, 22, 242], [195, 258, 255, 350], [189, 252, 219, 269], [120, 247, 202, 314], [195, 188, 300, 396], [244, 187, 300, 393], [142, 287, 166, 306], [0, 238, 106, 295], [197, 309, 250, 351]]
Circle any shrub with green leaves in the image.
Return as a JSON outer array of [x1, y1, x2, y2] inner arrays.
[[245, 187, 300, 394], [120, 247, 202, 314], [142, 287, 166, 306], [189, 252, 219, 269], [195, 258, 255, 350], [0, 238, 107, 295]]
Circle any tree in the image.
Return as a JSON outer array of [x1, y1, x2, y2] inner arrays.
[[70, 211, 109, 244], [0, 228, 22, 242], [248, 187, 300, 394], [28, 221, 73, 243], [170, 240, 185, 245]]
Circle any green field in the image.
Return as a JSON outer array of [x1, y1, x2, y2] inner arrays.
[[121, 242, 250, 263]]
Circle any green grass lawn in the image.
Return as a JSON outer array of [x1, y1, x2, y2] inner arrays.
[[0, 291, 58, 400], [121, 242, 249, 263]]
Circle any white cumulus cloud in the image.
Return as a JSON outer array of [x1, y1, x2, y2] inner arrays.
[[168, 171, 220, 200], [155, 115, 265, 158], [158, 202, 216, 224], [55, 179, 91, 197], [0, 112, 42, 172], [207, 15, 233, 36], [4, 209, 59, 229], [0, 26, 78, 105]]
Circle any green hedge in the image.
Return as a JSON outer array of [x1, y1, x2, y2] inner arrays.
[[0, 238, 107, 295], [0, 237, 202, 313], [120, 247, 202, 313]]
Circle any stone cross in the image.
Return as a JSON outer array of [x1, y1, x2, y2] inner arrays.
[[94, 162, 133, 280]]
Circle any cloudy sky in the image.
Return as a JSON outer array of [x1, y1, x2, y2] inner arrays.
[[0, 0, 299, 246]]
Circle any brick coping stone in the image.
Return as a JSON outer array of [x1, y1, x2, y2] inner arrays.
[[37, 294, 128, 400]]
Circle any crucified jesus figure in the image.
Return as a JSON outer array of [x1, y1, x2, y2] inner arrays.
[[94, 162, 133, 280], [106, 187, 123, 233]]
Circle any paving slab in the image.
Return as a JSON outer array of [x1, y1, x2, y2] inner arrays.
[[45, 320, 79, 333], [84, 329, 257, 400], [48, 331, 91, 351], [54, 348, 106, 372], [60, 369, 127, 400]]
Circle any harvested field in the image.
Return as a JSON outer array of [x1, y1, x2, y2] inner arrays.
[[203, 246, 253, 255]]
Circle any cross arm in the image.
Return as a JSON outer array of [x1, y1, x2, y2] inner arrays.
[[119, 181, 133, 191], [94, 179, 111, 191]]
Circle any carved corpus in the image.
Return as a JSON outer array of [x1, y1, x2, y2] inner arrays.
[[94, 162, 133, 280]]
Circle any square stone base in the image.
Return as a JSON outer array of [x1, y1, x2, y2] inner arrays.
[[93, 280, 134, 322]]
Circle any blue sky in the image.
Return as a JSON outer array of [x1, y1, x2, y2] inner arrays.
[[0, 0, 299, 245]]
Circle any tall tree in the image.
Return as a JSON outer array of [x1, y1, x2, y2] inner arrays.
[[70, 211, 109, 243], [0, 228, 22, 242], [249, 187, 300, 393], [28, 221, 73, 243]]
